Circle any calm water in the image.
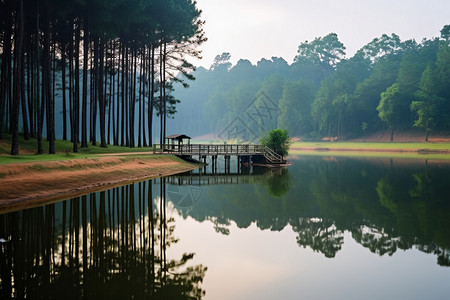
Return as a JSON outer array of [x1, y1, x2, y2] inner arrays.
[[1, 155, 450, 299]]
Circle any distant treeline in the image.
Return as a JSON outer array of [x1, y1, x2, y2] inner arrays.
[[171, 27, 450, 141], [0, 0, 205, 154]]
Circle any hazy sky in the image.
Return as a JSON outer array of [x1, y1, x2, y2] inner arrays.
[[193, 0, 450, 68]]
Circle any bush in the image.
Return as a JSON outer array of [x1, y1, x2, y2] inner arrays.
[[260, 129, 291, 157]]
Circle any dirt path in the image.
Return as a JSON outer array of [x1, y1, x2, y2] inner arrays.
[[0, 154, 198, 214]]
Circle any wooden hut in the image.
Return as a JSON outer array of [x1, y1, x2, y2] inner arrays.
[[165, 134, 191, 152]]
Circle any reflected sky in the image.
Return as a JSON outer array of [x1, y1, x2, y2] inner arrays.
[[169, 214, 449, 300]]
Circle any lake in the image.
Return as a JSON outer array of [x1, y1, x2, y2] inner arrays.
[[1, 155, 450, 299]]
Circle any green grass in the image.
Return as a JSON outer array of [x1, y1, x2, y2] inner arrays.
[[291, 141, 450, 150], [289, 141, 450, 160], [288, 149, 450, 160], [0, 152, 84, 164], [0, 132, 161, 165]]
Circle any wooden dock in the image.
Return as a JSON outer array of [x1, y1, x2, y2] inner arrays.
[[157, 143, 284, 165]]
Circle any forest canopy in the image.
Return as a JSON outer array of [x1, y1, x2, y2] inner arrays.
[[170, 27, 450, 142], [0, 0, 206, 154]]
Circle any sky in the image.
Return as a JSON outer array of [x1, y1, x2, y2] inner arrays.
[[192, 0, 450, 68]]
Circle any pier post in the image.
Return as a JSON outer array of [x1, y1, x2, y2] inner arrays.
[[212, 155, 217, 173], [225, 155, 230, 173]]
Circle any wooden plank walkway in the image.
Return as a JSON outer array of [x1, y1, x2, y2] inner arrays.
[[159, 144, 284, 164]]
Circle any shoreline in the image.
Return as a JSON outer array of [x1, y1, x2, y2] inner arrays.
[[291, 147, 450, 154], [0, 154, 199, 214]]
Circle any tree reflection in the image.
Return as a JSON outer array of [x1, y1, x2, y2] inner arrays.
[[171, 156, 450, 265], [291, 218, 344, 258], [258, 167, 291, 198], [352, 226, 401, 256], [0, 179, 207, 299], [437, 249, 450, 267]]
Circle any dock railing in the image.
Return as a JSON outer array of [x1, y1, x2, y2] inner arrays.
[[159, 143, 283, 164]]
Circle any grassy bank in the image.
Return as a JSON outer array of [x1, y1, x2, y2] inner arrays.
[[0, 133, 160, 164], [0, 134, 203, 212], [289, 141, 450, 160], [291, 141, 450, 150]]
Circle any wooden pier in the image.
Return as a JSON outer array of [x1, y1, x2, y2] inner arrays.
[[158, 143, 285, 165]]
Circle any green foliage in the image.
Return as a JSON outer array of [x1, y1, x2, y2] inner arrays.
[[170, 27, 450, 141], [361, 122, 368, 141], [260, 129, 291, 157], [278, 79, 316, 136], [294, 33, 346, 78], [211, 52, 232, 70], [361, 122, 368, 131], [356, 33, 402, 61], [352, 56, 402, 132], [377, 83, 401, 132], [410, 64, 442, 140], [441, 25, 450, 41], [311, 69, 358, 139]]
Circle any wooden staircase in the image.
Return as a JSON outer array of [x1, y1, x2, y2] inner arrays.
[[262, 146, 284, 164]]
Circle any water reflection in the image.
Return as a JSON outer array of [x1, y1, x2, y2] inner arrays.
[[1, 156, 450, 299], [0, 178, 207, 299], [170, 157, 450, 266]]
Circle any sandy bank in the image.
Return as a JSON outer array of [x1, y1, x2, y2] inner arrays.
[[0, 154, 198, 214]]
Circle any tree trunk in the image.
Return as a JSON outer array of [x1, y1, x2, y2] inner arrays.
[[125, 46, 129, 147], [51, 40, 56, 140], [112, 41, 117, 146], [68, 22, 74, 144], [26, 46, 34, 137], [120, 44, 125, 146], [44, 9, 55, 154], [159, 42, 163, 146], [337, 111, 341, 141], [129, 48, 137, 148], [20, 43, 29, 140], [73, 20, 81, 153], [148, 45, 155, 147], [138, 49, 143, 148], [328, 123, 331, 141], [0, 0, 13, 140], [90, 39, 97, 146], [61, 43, 67, 140], [163, 42, 167, 145], [81, 25, 88, 148], [107, 41, 113, 146], [141, 47, 147, 147], [390, 127, 394, 142], [35, 0, 43, 154], [10, 0, 24, 155], [98, 37, 107, 148]]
